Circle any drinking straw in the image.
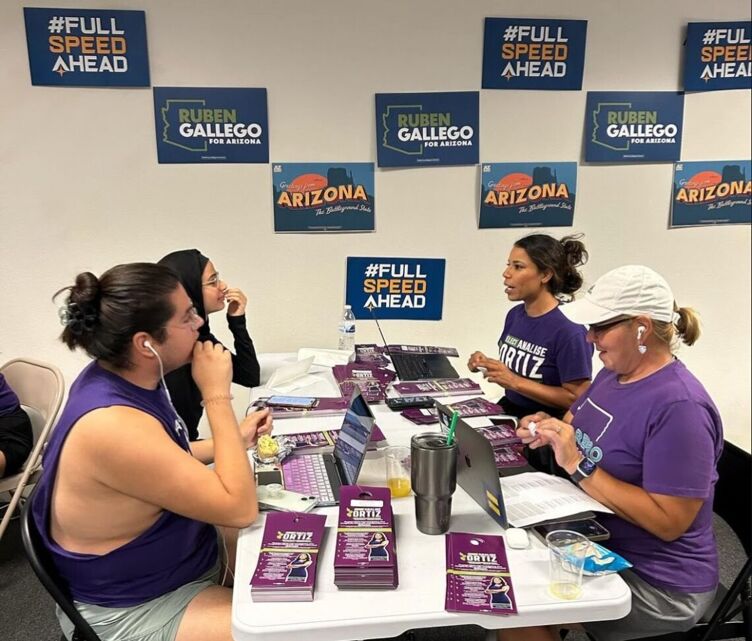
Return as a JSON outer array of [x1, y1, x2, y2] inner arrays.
[[446, 411, 459, 445]]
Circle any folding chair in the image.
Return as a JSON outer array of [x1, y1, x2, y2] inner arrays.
[[21, 486, 102, 641], [618, 440, 752, 641], [0, 358, 64, 541]]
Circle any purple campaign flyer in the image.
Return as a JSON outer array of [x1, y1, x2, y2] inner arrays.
[[393, 378, 481, 397], [334, 486, 398, 589], [355, 344, 391, 367], [250, 512, 327, 601], [445, 532, 517, 615], [333, 364, 395, 403]]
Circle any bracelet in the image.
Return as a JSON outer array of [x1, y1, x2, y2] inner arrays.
[[200, 394, 234, 407]]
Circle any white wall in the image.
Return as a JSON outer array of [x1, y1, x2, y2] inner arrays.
[[2, 0, 750, 451]]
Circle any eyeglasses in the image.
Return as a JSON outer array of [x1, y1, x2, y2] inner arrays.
[[171, 306, 203, 331], [588, 317, 632, 336], [202, 273, 221, 288]]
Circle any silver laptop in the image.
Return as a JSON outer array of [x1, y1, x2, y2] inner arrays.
[[435, 402, 508, 528], [280, 388, 376, 506]]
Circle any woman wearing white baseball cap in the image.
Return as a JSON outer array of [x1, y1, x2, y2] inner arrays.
[[498, 265, 723, 641]]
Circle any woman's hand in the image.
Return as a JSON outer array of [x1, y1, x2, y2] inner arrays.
[[528, 417, 582, 474], [239, 408, 273, 448], [192, 341, 232, 399], [225, 287, 247, 317], [467, 351, 487, 372], [516, 412, 552, 444], [479, 358, 520, 389]]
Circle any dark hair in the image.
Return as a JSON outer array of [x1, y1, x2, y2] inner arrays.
[[55, 263, 180, 369], [514, 234, 588, 301]]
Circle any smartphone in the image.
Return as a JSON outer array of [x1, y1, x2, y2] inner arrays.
[[256, 468, 283, 487], [265, 395, 318, 409], [257, 488, 319, 513], [533, 518, 610, 542]]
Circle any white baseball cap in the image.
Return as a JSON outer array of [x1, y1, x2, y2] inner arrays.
[[561, 265, 676, 325]]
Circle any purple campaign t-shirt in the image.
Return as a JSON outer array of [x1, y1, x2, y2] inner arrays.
[[571, 360, 723, 593], [0, 373, 21, 416], [497, 304, 592, 414]]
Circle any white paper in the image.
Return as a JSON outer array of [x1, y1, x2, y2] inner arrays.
[[265, 356, 315, 389], [500, 472, 613, 528]]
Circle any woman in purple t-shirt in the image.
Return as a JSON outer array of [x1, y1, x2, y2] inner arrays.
[[468, 234, 593, 473], [498, 265, 723, 641]]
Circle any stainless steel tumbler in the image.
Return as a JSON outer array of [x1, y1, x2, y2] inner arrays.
[[410, 433, 458, 535]]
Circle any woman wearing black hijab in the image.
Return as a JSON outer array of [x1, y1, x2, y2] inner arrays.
[[158, 249, 261, 440]]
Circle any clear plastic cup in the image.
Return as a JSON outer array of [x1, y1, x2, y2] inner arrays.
[[546, 530, 591, 600], [384, 446, 412, 498]]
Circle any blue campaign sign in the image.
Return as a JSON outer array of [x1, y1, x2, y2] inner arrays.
[[482, 17, 587, 90], [153, 88, 269, 164], [670, 160, 751, 228], [479, 162, 576, 228], [23, 8, 149, 87], [345, 257, 446, 321], [684, 22, 752, 92], [375, 92, 479, 167], [585, 92, 684, 163], [273, 162, 375, 232]]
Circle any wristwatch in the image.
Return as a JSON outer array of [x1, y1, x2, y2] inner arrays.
[[570, 456, 597, 485]]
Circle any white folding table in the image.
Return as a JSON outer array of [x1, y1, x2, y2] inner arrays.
[[231, 357, 631, 641]]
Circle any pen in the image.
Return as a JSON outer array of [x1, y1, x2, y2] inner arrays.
[[446, 410, 459, 445]]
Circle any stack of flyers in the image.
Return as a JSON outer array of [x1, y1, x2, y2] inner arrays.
[[400, 407, 440, 425], [334, 486, 399, 589], [401, 398, 508, 426], [438, 417, 525, 471], [250, 397, 350, 418], [493, 446, 527, 469], [474, 419, 520, 448], [354, 344, 391, 368], [445, 532, 517, 615], [393, 378, 481, 398], [332, 364, 395, 403], [250, 512, 327, 602], [285, 424, 388, 453], [450, 397, 505, 417]]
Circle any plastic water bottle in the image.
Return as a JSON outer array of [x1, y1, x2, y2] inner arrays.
[[337, 305, 356, 351]]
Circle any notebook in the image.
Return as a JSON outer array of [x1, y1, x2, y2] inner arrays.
[[280, 387, 376, 506]]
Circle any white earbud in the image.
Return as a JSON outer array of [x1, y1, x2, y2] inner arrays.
[[637, 326, 647, 354]]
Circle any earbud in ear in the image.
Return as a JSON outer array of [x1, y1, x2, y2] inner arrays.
[[143, 340, 159, 358], [637, 326, 647, 354]]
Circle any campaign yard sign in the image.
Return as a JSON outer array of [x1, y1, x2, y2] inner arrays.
[[480, 162, 576, 228], [482, 17, 587, 90], [684, 22, 751, 91], [585, 92, 684, 162], [345, 257, 446, 321], [153, 87, 269, 163], [273, 163, 375, 232], [670, 160, 751, 227], [375, 91, 479, 167], [24, 7, 149, 86]]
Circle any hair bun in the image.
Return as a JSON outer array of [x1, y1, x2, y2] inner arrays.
[[59, 272, 101, 337]]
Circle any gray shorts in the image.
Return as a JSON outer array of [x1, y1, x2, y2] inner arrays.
[[57, 557, 222, 641], [583, 569, 717, 641]]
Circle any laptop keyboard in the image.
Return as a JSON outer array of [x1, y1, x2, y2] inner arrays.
[[392, 354, 431, 380], [281, 455, 336, 504]]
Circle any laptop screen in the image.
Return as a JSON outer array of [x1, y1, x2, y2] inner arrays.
[[333, 388, 376, 485]]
